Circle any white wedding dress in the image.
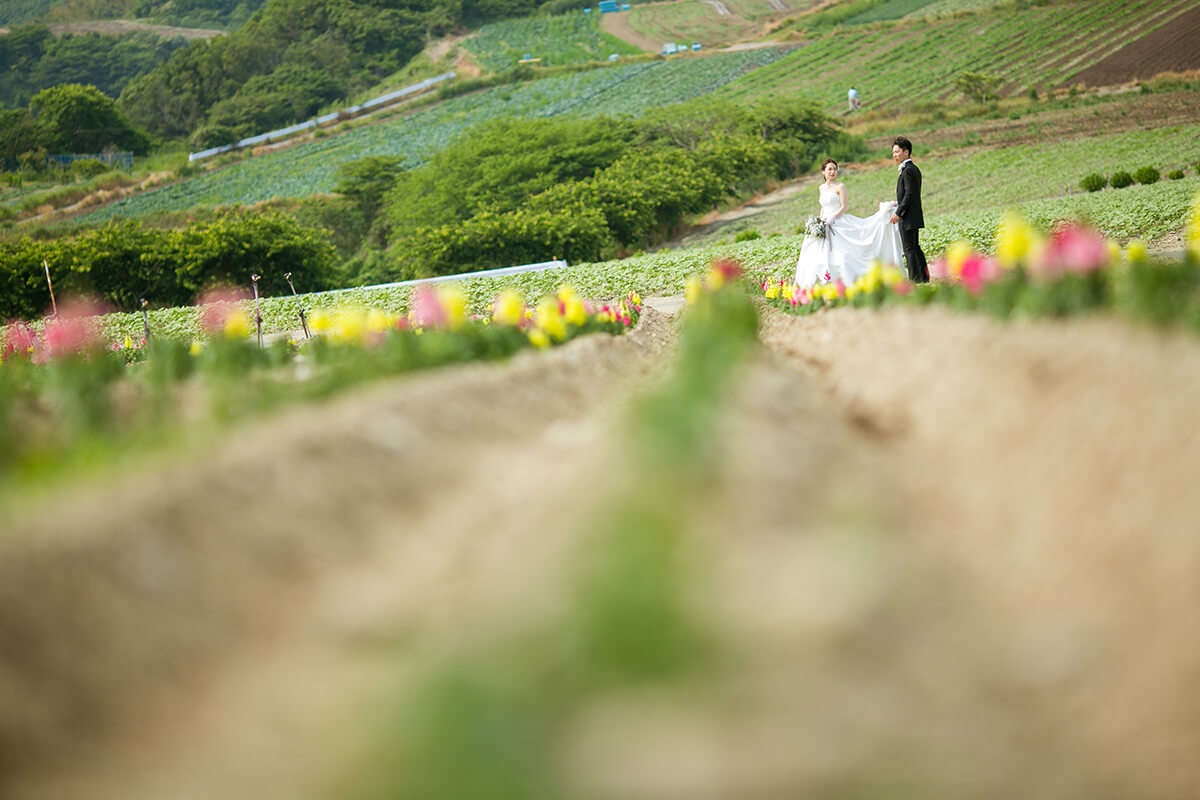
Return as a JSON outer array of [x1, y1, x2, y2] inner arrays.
[[794, 183, 904, 287]]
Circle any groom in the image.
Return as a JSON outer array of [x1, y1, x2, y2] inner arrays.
[[890, 137, 929, 283]]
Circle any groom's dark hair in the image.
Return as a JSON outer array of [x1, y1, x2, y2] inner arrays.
[[893, 136, 913, 155]]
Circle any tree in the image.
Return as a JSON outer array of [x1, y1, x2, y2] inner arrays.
[[29, 84, 152, 154], [954, 72, 1002, 104]]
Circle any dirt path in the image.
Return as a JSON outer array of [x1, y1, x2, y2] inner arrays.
[[600, 11, 660, 53], [44, 20, 225, 39], [5, 302, 1200, 796]]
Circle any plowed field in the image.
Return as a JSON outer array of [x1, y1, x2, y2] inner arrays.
[[1074, 3, 1200, 86]]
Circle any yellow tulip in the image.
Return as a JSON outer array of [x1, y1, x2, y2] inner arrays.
[[1125, 239, 1148, 263], [492, 289, 525, 327], [946, 240, 975, 277], [309, 308, 333, 334], [1187, 191, 1200, 261], [534, 298, 567, 341], [222, 311, 251, 339], [995, 212, 1038, 269], [438, 285, 467, 329], [528, 328, 551, 349], [366, 308, 392, 334], [684, 275, 703, 305]]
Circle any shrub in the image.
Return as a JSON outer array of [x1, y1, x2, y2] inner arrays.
[[1110, 170, 1134, 189], [70, 159, 110, 179], [1169, 169, 1185, 180], [1133, 166, 1160, 185], [1080, 173, 1107, 192], [734, 229, 761, 242]]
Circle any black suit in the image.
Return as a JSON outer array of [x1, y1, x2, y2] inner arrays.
[[896, 160, 928, 282]]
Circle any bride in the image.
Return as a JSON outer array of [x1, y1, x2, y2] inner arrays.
[[795, 159, 904, 287]]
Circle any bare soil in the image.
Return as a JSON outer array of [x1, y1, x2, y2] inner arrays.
[[44, 20, 225, 39], [5, 301, 1200, 796], [1075, 4, 1200, 87]]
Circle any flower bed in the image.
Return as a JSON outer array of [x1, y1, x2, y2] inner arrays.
[[757, 196, 1200, 334], [0, 285, 643, 486]]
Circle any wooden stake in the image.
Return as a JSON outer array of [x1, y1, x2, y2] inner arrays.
[[43, 260, 57, 317]]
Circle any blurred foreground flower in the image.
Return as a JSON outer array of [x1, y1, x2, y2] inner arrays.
[[42, 298, 106, 360], [1188, 191, 1200, 261], [492, 289, 525, 327], [1034, 222, 1111, 277], [199, 288, 252, 339]]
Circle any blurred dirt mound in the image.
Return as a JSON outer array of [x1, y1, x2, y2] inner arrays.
[[0, 311, 674, 796]]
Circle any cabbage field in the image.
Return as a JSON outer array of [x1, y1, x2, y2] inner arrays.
[[80, 48, 789, 223]]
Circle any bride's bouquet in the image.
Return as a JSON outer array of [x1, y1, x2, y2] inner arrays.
[[805, 215, 826, 239]]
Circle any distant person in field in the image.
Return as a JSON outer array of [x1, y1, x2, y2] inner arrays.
[[890, 136, 929, 283], [848, 87, 861, 112]]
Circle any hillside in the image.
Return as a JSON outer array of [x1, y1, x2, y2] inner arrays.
[[715, 0, 1199, 112], [1, 0, 267, 29]]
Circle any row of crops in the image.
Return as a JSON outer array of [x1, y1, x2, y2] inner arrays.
[[720, 0, 1193, 111], [80, 48, 789, 224], [844, 0, 942, 24], [462, 13, 642, 72]]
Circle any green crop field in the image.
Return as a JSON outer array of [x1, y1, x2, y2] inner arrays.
[[845, 0, 940, 24], [718, 0, 1195, 112], [463, 13, 642, 72], [78, 48, 787, 223], [675, 122, 1200, 253], [906, 0, 1012, 18]]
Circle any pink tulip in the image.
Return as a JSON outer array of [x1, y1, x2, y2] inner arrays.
[[929, 258, 949, 280], [409, 286, 447, 329], [2, 321, 36, 361], [198, 287, 250, 334], [959, 254, 1000, 295], [711, 258, 744, 281], [1032, 223, 1110, 277], [42, 298, 105, 359], [833, 279, 846, 298], [891, 281, 913, 296]]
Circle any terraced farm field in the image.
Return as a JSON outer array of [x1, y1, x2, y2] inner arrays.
[[462, 13, 641, 72], [79, 48, 788, 223], [718, 0, 1198, 111], [615, 0, 817, 49]]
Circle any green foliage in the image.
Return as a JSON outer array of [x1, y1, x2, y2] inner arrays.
[[734, 229, 761, 241], [117, 0, 577, 140], [954, 72, 1002, 103], [1133, 165, 1159, 185], [131, 0, 269, 29], [463, 12, 641, 72], [0, 212, 337, 318], [1169, 169, 1185, 180], [83, 49, 788, 223], [333, 155, 405, 229], [0, 25, 188, 109], [0, 107, 49, 161], [386, 116, 633, 238], [380, 96, 843, 277], [1110, 170, 1134, 189], [1080, 172, 1107, 192], [29, 83, 151, 154], [70, 158, 110, 178]]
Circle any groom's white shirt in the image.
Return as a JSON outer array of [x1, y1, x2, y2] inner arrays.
[[898, 158, 912, 171]]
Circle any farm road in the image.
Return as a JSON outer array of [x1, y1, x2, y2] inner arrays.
[[5, 302, 1200, 796]]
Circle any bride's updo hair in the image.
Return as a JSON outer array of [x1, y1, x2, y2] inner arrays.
[[821, 158, 839, 172]]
